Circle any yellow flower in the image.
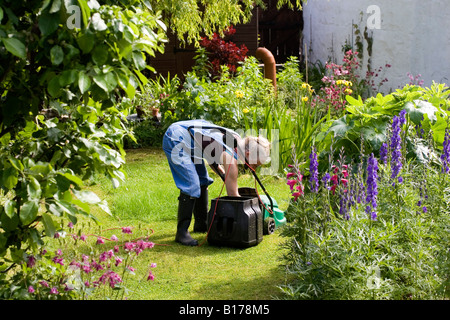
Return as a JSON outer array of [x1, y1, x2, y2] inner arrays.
[[302, 96, 309, 102], [301, 83, 308, 89], [345, 88, 353, 95], [235, 90, 244, 99], [243, 108, 250, 114], [336, 80, 343, 86]]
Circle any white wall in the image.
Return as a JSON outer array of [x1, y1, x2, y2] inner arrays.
[[302, 0, 450, 93]]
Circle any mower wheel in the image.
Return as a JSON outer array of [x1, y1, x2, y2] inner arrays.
[[264, 217, 276, 235]]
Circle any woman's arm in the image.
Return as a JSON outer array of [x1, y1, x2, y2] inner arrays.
[[222, 151, 240, 197]]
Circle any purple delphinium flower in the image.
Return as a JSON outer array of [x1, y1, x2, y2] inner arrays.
[[417, 184, 429, 215], [379, 142, 388, 165], [399, 109, 407, 126], [309, 147, 319, 193], [365, 153, 379, 221], [390, 112, 404, 185], [441, 129, 450, 174], [322, 172, 331, 190]]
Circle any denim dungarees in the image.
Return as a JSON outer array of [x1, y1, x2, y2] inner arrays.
[[162, 119, 240, 198]]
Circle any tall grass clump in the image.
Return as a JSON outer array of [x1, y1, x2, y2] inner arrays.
[[280, 107, 450, 300]]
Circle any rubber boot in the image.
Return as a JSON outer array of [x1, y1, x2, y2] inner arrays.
[[193, 185, 208, 233], [175, 192, 198, 246]]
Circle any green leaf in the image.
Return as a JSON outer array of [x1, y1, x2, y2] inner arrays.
[[20, 200, 39, 225], [8, 157, 24, 171], [41, 213, 56, 238], [73, 189, 101, 204], [27, 176, 42, 199], [345, 95, 364, 107], [92, 45, 109, 65], [361, 121, 388, 151], [38, 9, 59, 36], [2, 37, 26, 59], [48, 76, 62, 98], [50, 45, 64, 65], [327, 116, 355, 139], [78, 71, 91, 94], [59, 69, 77, 86], [76, 30, 95, 54], [50, 0, 62, 13], [2, 166, 18, 190], [132, 51, 146, 70], [93, 72, 117, 93], [0, 132, 11, 146], [47, 203, 62, 217], [57, 171, 83, 187], [404, 100, 438, 125], [4, 200, 17, 219]]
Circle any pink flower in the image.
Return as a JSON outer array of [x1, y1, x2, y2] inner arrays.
[[96, 237, 105, 245], [287, 179, 297, 191], [330, 174, 339, 184], [98, 271, 123, 288], [292, 192, 302, 201], [110, 234, 118, 241], [27, 255, 36, 268], [68, 222, 74, 229], [28, 286, 35, 293], [52, 256, 64, 266], [50, 287, 59, 295], [115, 257, 123, 266], [69, 260, 80, 268], [39, 280, 49, 288], [124, 242, 136, 252], [147, 271, 155, 281], [80, 234, 87, 241], [122, 227, 133, 234], [98, 249, 114, 262], [82, 264, 92, 274], [286, 172, 295, 178]]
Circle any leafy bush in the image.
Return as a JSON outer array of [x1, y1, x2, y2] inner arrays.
[[199, 25, 249, 79], [281, 105, 450, 299], [317, 83, 450, 167], [0, 1, 166, 297]]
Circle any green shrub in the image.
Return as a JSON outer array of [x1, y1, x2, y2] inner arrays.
[[281, 105, 450, 299]]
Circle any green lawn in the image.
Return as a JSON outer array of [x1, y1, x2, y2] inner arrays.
[[86, 148, 292, 300]]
